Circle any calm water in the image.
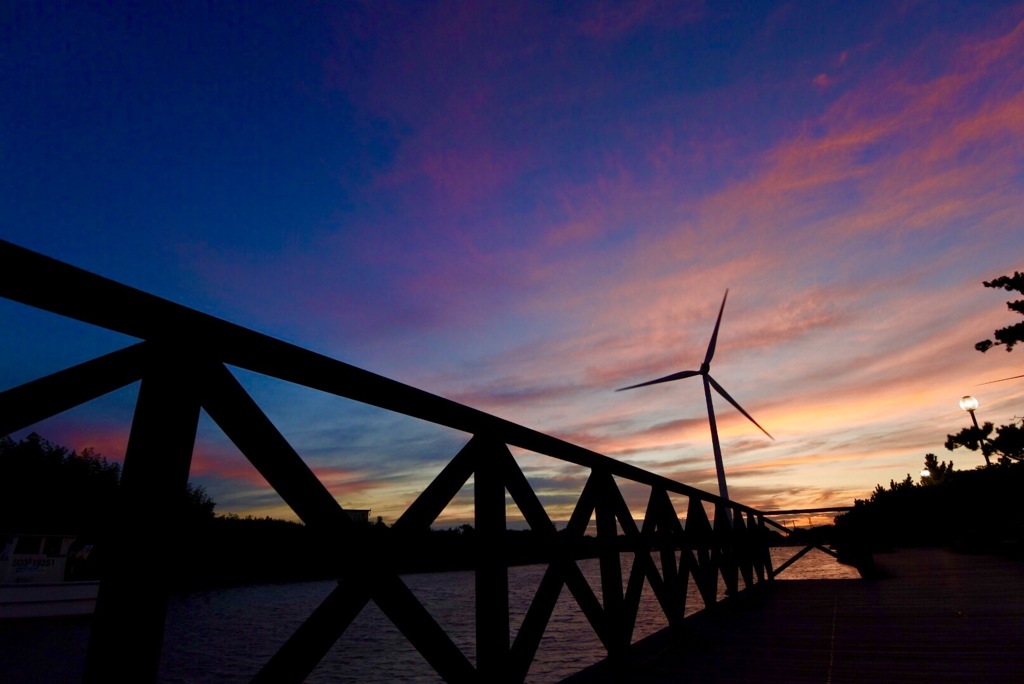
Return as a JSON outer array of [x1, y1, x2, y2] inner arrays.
[[3, 547, 858, 683]]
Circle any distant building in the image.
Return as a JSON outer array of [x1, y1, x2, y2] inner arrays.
[[344, 509, 370, 524]]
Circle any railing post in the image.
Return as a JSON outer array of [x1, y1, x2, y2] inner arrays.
[[594, 470, 628, 662], [714, 503, 738, 595], [650, 488, 686, 626], [685, 497, 717, 607], [758, 513, 774, 581], [475, 438, 509, 679], [84, 349, 201, 683], [734, 507, 754, 588]]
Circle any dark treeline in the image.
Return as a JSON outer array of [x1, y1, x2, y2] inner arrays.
[[832, 435, 1024, 573], [1, 433, 609, 589], [174, 517, 609, 589], [0, 433, 216, 582], [1, 433, 122, 535], [0, 433, 216, 534]]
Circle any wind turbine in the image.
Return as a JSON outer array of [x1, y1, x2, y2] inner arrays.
[[616, 289, 773, 502], [979, 374, 1024, 385]]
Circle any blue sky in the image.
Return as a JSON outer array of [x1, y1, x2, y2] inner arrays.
[[3, 1, 1023, 526]]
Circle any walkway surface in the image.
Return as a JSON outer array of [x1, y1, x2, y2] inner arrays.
[[563, 548, 1024, 683]]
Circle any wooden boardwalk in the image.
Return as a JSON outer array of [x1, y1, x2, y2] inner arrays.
[[564, 548, 1024, 683]]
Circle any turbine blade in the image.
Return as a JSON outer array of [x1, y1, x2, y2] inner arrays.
[[616, 369, 701, 391], [707, 375, 774, 440], [978, 374, 1024, 386], [704, 289, 729, 366]]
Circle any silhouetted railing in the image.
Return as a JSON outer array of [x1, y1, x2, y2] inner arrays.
[[760, 506, 854, 576], [1, 240, 833, 683]]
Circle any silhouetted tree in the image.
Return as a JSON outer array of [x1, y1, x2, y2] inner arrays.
[[834, 429, 1024, 560], [182, 482, 217, 523], [975, 271, 1024, 353], [989, 419, 1024, 462], [0, 433, 120, 533], [920, 453, 954, 486], [0, 433, 215, 533], [945, 418, 1024, 465], [945, 421, 995, 464], [872, 474, 915, 498]]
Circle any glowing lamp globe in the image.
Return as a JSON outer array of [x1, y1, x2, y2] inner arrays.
[[959, 395, 979, 412]]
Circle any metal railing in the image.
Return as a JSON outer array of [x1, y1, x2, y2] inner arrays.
[[1, 240, 826, 683]]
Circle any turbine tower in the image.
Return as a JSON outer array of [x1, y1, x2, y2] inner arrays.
[[617, 289, 773, 502]]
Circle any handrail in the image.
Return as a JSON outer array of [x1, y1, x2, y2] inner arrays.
[[761, 506, 854, 515], [0, 239, 831, 683]]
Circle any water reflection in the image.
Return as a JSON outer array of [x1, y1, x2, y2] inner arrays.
[[0, 547, 857, 683], [158, 547, 855, 683]]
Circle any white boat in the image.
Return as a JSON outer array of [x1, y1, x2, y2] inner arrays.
[[0, 534, 99, 619]]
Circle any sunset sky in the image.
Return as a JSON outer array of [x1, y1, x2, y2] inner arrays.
[[3, 1, 1023, 527]]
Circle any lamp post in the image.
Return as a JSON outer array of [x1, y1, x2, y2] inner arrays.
[[959, 395, 990, 466]]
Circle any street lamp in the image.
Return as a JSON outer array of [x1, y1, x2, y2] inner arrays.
[[959, 395, 979, 417], [959, 395, 990, 466]]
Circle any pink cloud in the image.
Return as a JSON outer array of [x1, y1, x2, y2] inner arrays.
[[577, 0, 704, 39], [959, 17, 1024, 69], [326, 4, 560, 215], [188, 448, 270, 488], [672, 19, 1024, 253], [48, 426, 129, 465], [309, 463, 383, 498], [812, 73, 833, 89]]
